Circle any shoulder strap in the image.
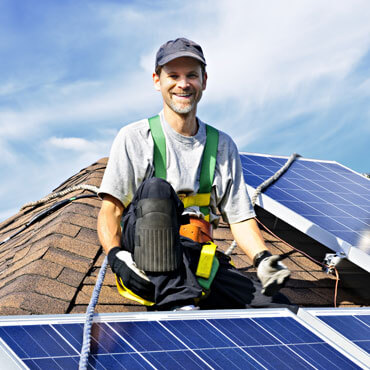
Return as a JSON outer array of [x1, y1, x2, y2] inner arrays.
[[148, 115, 166, 179], [199, 124, 219, 219], [199, 124, 219, 193]]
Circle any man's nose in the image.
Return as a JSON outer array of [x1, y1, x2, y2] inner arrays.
[[177, 77, 190, 89]]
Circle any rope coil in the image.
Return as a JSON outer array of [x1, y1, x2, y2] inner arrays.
[[20, 184, 99, 210]]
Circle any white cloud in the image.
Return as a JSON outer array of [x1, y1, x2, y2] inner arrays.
[[48, 137, 91, 151], [1, 0, 370, 221]]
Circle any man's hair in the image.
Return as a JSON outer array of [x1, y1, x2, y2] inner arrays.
[[155, 63, 206, 79]]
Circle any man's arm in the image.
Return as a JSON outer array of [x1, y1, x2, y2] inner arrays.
[[97, 194, 124, 255], [230, 217, 290, 296], [229, 218, 268, 262]]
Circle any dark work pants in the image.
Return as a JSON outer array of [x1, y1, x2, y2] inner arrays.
[[121, 178, 296, 312]]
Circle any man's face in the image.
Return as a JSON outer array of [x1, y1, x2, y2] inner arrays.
[[153, 57, 207, 115]]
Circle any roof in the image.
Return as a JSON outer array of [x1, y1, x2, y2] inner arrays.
[[0, 158, 368, 316]]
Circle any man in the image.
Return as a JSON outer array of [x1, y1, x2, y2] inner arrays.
[[98, 38, 292, 311]]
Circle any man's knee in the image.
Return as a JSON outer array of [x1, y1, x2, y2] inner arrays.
[[134, 197, 182, 272]]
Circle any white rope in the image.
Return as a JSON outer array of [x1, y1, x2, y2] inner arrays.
[[225, 153, 300, 256], [20, 184, 99, 210], [79, 256, 108, 370], [20, 183, 104, 367]]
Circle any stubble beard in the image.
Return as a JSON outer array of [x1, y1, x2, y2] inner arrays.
[[168, 91, 202, 115], [168, 100, 195, 114]]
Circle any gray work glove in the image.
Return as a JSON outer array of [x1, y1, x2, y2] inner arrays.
[[255, 251, 291, 296]]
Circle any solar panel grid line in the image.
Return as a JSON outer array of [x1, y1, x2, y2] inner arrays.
[[50, 324, 80, 356], [298, 308, 370, 369], [106, 322, 157, 369], [157, 321, 214, 369], [245, 183, 352, 255], [204, 319, 268, 369], [355, 316, 370, 329], [249, 318, 320, 369], [243, 156, 368, 218], [252, 317, 361, 370]]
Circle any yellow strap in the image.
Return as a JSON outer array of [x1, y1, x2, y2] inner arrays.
[[196, 241, 217, 279], [115, 275, 155, 306], [179, 193, 211, 209]]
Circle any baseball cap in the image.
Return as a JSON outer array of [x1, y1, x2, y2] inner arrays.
[[155, 38, 206, 68]]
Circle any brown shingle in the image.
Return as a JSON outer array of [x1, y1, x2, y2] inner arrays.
[[0, 292, 69, 314], [53, 236, 100, 259], [0, 275, 76, 301], [57, 267, 86, 287], [75, 285, 123, 305], [0, 246, 49, 281], [43, 247, 93, 274], [0, 259, 64, 290]]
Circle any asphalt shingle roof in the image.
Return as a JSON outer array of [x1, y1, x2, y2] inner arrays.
[[0, 158, 368, 315]]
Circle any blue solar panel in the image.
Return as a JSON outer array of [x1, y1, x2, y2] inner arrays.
[[318, 315, 370, 353], [0, 310, 363, 369], [240, 153, 370, 272], [298, 308, 370, 368]]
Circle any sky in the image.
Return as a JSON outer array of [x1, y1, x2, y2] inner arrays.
[[0, 0, 369, 222]]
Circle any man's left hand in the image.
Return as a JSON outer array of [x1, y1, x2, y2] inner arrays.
[[256, 253, 291, 296]]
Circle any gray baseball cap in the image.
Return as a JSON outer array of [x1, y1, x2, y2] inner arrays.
[[155, 38, 206, 68]]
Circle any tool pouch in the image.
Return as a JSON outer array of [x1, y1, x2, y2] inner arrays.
[[134, 198, 181, 272]]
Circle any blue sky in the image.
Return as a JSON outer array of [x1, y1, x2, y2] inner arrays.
[[1, 0, 369, 221]]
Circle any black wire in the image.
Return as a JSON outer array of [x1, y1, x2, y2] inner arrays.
[[0, 194, 98, 247]]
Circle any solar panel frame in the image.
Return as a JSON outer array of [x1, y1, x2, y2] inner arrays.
[[240, 152, 370, 272], [0, 308, 366, 369], [298, 307, 370, 368]]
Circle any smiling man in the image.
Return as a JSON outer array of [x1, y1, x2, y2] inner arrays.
[[97, 38, 293, 311]]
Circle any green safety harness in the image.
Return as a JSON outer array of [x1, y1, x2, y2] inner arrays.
[[115, 115, 220, 304], [148, 114, 219, 222]]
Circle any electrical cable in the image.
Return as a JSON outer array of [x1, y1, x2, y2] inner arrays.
[[254, 217, 340, 308], [0, 194, 97, 247]]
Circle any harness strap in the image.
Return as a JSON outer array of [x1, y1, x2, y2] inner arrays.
[[198, 124, 219, 220], [148, 115, 167, 179], [148, 115, 219, 221]]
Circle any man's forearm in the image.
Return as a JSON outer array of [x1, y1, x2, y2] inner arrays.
[[230, 218, 268, 263], [97, 195, 124, 255]]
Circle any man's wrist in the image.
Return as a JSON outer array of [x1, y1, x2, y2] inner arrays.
[[253, 250, 272, 268], [107, 246, 121, 268]]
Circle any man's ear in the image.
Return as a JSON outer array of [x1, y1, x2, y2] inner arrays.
[[153, 72, 161, 91], [202, 71, 208, 91]]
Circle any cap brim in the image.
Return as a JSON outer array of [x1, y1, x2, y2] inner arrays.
[[158, 51, 206, 66]]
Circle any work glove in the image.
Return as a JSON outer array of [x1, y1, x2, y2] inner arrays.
[[108, 247, 155, 302], [255, 251, 291, 296]]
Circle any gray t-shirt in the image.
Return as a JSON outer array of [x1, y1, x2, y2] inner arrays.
[[99, 111, 255, 225]]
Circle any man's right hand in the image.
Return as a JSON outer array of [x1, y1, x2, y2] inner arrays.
[[108, 247, 155, 302]]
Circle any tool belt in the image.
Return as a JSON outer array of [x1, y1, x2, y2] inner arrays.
[[115, 217, 219, 306], [180, 217, 219, 291], [179, 216, 213, 243]]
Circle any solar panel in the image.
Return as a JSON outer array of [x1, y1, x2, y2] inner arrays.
[[299, 307, 370, 368], [240, 153, 370, 272], [0, 309, 365, 369]]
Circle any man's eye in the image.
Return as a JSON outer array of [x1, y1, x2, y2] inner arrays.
[[188, 74, 198, 78], [169, 75, 178, 79]]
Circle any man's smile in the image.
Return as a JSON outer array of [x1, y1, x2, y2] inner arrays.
[[172, 92, 193, 99]]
